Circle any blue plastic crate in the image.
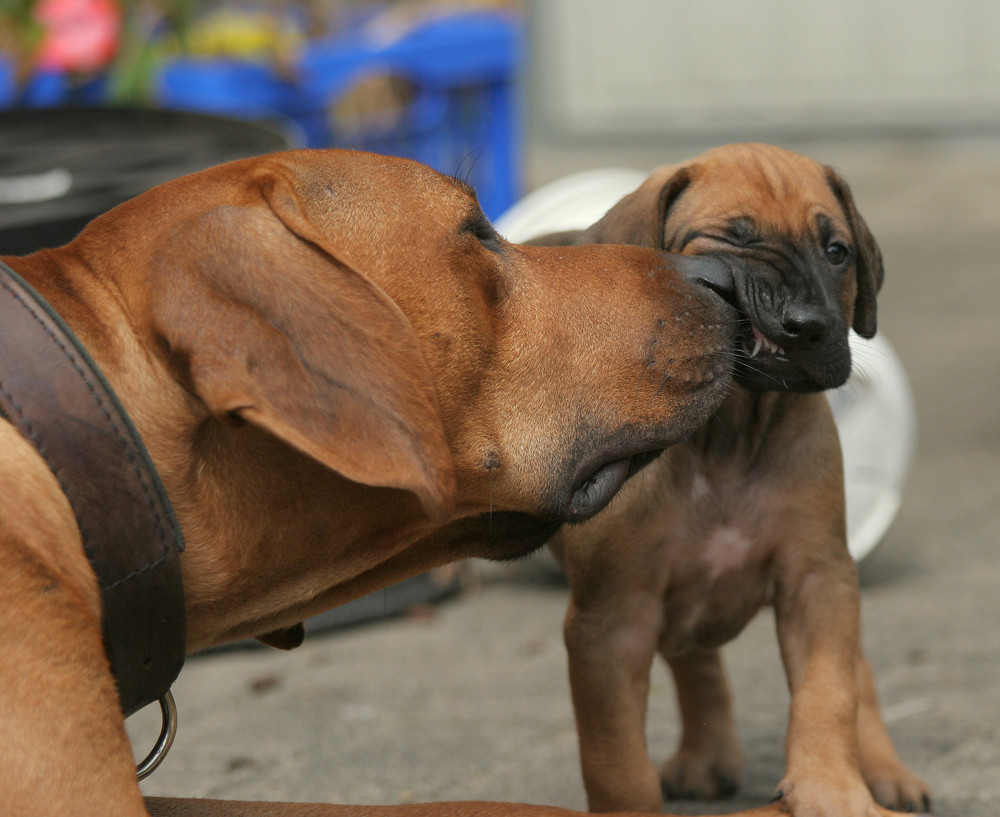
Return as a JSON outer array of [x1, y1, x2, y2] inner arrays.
[[0, 58, 16, 108], [151, 11, 523, 220], [155, 57, 298, 121], [296, 10, 523, 220], [5, 68, 109, 107]]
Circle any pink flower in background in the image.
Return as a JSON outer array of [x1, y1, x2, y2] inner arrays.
[[35, 0, 122, 73]]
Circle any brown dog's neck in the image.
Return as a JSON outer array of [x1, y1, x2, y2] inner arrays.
[[6, 250, 129, 357], [157, 420, 444, 650], [4, 251, 443, 652]]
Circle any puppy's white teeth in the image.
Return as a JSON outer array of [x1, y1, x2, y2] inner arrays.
[[749, 325, 785, 358]]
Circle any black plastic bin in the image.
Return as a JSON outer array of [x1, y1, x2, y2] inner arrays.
[[0, 107, 293, 256]]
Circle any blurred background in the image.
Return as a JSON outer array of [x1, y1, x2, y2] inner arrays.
[[4, 0, 1000, 230], [2, 2, 998, 815]]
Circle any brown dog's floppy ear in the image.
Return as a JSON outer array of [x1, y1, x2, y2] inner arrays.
[[151, 204, 456, 520], [579, 165, 693, 248], [825, 167, 884, 338]]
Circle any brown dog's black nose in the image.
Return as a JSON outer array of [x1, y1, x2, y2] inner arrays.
[[671, 254, 738, 305], [778, 306, 829, 350]]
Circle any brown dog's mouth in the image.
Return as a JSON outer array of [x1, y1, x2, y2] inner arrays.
[[567, 448, 663, 522]]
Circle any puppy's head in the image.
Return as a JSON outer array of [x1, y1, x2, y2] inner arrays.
[[582, 142, 884, 392]]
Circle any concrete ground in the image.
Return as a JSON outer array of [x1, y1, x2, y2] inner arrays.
[[133, 134, 1000, 816]]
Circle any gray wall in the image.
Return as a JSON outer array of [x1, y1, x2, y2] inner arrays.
[[529, 0, 1000, 139]]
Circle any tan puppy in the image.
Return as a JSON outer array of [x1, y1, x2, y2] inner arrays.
[[0, 148, 799, 817], [537, 144, 930, 817]]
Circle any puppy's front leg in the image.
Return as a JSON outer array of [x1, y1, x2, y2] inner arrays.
[[855, 652, 931, 811], [564, 594, 663, 813], [661, 647, 744, 799], [773, 550, 878, 817]]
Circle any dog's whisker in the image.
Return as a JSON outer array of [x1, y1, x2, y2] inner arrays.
[[675, 304, 724, 321]]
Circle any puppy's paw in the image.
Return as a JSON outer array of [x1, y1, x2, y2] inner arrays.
[[775, 774, 891, 817], [866, 766, 932, 814], [660, 745, 743, 800]]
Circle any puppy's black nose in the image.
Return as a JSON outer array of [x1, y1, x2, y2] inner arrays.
[[778, 306, 829, 350]]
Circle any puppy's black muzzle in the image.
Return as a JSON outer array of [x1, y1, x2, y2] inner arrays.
[[676, 252, 852, 393]]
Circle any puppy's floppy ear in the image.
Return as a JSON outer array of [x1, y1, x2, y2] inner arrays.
[[579, 164, 692, 248], [825, 167, 884, 338], [151, 199, 456, 521]]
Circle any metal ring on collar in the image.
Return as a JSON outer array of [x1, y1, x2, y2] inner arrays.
[[136, 690, 178, 781]]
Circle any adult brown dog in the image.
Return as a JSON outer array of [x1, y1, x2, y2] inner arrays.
[[0, 148, 795, 817], [536, 144, 930, 817]]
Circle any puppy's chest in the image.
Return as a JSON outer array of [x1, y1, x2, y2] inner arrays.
[[654, 467, 780, 656]]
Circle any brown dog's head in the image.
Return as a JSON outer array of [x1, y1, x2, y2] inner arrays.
[[580, 143, 884, 392], [69, 150, 736, 562]]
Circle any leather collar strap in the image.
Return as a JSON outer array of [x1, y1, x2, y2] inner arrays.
[[0, 259, 186, 717]]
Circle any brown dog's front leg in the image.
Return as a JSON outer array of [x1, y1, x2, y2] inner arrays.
[[564, 596, 663, 813], [660, 648, 743, 800], [774, 555, 878, 817], [0, 429, 149, 817], [147, 797, 792, 817]]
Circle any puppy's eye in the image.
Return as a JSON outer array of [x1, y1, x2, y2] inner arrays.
[[825, 241, 849, 266]]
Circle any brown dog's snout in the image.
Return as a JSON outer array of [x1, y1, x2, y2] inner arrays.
[[669, 253, 738, 305]]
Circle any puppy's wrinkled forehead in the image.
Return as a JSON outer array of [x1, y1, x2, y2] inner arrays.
[[678, 144, 846, 237]]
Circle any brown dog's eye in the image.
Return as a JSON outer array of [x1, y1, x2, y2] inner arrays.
[[825, 241, 849, 266], [465, 213, 502, 253]]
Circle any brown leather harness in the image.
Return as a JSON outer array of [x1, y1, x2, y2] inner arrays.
[[0, 259, 186, 763]]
